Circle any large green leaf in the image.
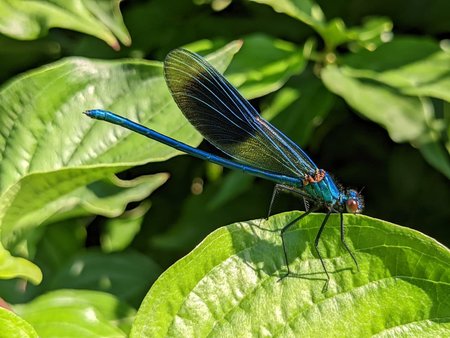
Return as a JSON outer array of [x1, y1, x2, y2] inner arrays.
[[0, 41, 241, 281], [132, 212, 450, 337], [14, 289, 135, 337], [0, 0, 130, 50], [0, 307, 37, 338], [321, 37, 450, 178], [322, 64, 428, 142], [340, 37, 450, 102]]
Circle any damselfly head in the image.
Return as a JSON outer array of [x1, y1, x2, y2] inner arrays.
[[344, 189, 364, 214]]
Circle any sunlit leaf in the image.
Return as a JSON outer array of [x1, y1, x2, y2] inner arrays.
[[0, 244, 41, 285], [321, 37, 450, 178], [0, 0, 130, 50], [0, 307, 37, 338], [342, 37, 450, 102], [132, 212, 450, 337], [249, 0, 325, 29]]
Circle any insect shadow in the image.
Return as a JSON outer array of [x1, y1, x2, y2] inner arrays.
[[230, 214, 355, 292]]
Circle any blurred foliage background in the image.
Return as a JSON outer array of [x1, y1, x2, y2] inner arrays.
[[0, 0, 449, 323]]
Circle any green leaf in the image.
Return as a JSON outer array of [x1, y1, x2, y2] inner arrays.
[[419, 139, 450, 179], [225, 34, 306, 99], [4, 174, 168, 248], [0, 41, 241, 281], [261, 67, 334, 146], [249, 0, 325, 30], [0, 243, 42, 285], [150, 172, 266, 253], [32, 219, 87, 274], [49, 250, 161, 307], [53, 173, 168, 221], [321, 65, 428, 142], [195, 0, 233, 11], [0, 0, 130, 50], [184, 35, 305, 98], [347, 17, 393, 51], [14, 289, 135, 337], [0, 219, 88, 305], [321, 37, 450, 178], [132, 212, 450, 337], [249, 1, 392, 52], [101, 200, 151, 253], [341, 37, 450, 102], [184, 39, 245, 74], [0, 307, 38, 338]]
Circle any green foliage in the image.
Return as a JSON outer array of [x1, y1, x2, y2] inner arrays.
[[0, 0, 130, 50], [0, 0, 449, 336], [14, 290, 135, 337], [132, 212, 450, 337], [0, 307, 38, 337], [321, 37, 450, 177]]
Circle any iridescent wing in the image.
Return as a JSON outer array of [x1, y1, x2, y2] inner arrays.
[[164, 48, 318, 179]]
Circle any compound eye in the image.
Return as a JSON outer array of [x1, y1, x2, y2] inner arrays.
[[346, 199, 359, 214]]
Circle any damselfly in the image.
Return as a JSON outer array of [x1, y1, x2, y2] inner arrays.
[[85, 48, 364, 284]]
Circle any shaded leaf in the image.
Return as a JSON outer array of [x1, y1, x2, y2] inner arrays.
[[101, 200, 152, 253], [49, 250, 161, 308], [132, 212, 450, 337], [419, 139, 450, 179], [262, 67, 334, 146], [0, 219, 88, 305], [206, 172, 254, 210], [151, 173, 266, 252], [250, 1, 392, 51], [347, 17, 393, 51], [225, 34, 306, 98]]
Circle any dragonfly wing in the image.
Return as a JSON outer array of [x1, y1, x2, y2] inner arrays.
[[164, 48, 318, 178]]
